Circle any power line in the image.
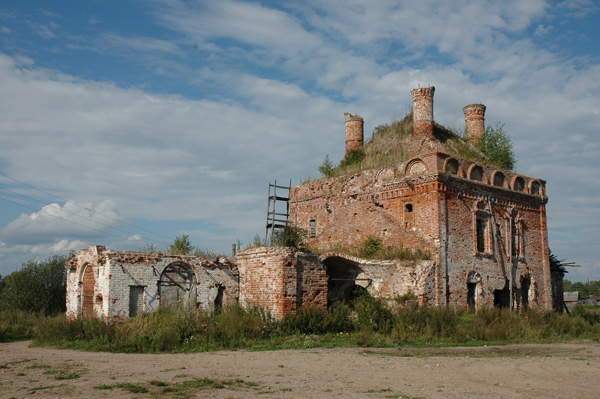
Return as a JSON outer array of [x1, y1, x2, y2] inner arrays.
[[0, 172, 173, 248], [0, 186, 171, 247], [0, 171, 173, 241]]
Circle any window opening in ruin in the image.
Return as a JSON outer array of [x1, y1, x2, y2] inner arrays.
[[494, 284, 510, 308], [467, 283, 477, 309], [129, 286, 144, 317], [467, 272, 480, 309], [159, 262, 197, 309], [493, 172, 505, 187], [476, 217, 488, 253], [513, 177, 525, 191], [405, 204, 413, 212], [521, 277, 531, 309], [309, 219, 316, 238], [470, 166, 484, 181], [82, 265, 95, 316]]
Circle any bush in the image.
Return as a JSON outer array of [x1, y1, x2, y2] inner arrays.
[[272, 225, 307, 250], [358, 236, 382, 258], [0, 255, 71, 316]]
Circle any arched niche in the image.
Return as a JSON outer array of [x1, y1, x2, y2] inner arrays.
[[492, 171, 505, 187], [468, 164, 484, 182], [530, 180, 541, 195], [405, 159, 427, 176], [512, 176, 525, 192], [444, 158, 459, 175]]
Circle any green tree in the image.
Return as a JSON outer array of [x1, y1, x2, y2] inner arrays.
[[169, 234, 194, 255], [475, 121, 515, 170], [0, 255, 71, 315], [318, 154, 335, 177]]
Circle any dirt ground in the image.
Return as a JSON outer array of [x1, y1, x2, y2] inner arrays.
[[1, 341, 599, 398]]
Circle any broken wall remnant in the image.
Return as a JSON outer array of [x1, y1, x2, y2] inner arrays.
[[66, 246, 239, 322], [236, 247, 327, 319]]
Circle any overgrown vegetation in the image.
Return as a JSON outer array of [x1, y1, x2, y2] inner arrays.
[[27, 296, 600, 353], [311, 236, 431, 262], [315, 111, 517, 180], [271, 224, 307, 250], [0, 255, 71, 316]]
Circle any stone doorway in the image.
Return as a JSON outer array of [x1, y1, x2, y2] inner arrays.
[[322, 256, 367, 305]]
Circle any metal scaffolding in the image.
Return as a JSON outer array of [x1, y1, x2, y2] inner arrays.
[[265, 179, 291, 244]]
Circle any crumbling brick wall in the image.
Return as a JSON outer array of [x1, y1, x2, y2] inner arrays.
[[236, 247, 327, 318], [66, 246, 239, 322], [289, 152, 551, 310]]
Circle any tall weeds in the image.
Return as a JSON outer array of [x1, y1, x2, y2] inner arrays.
[[29, 300, 600, 352]]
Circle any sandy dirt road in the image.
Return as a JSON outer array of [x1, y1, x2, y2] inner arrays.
[[1, 341, 599, 398]]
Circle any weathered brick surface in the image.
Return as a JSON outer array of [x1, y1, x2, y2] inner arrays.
[[236, 247, 327, 318], [344, 113, 364, 155], [66, 247, 239, 322], [290, 151, 551, 310], [463, 104, 486, 144], [411, 86, 435, 139]]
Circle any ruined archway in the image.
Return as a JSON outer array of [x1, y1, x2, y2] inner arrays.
[[159, 262, 197, 309], [81, 264, 95, 316], [322, 255, 367, 305]]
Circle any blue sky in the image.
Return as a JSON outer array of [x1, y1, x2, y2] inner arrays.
[[0, 0, 598, 282]]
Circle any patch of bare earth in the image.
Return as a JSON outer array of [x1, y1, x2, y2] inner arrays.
[[1, 341, 598, 398]]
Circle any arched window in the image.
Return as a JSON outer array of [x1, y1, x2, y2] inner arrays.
[[469, 165, 484, 182], [493, 172, 505, 187], [513, 176, 525, 191]]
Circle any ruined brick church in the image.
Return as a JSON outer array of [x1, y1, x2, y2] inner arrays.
[[66, 86, 555, 321]]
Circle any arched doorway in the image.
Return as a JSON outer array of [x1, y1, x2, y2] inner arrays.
[[81, 265, 95, 316], [159, 262, 197, 309], [322, 256, 367, 305]]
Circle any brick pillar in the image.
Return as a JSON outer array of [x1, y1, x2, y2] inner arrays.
[[344, 113, 364, 155], [463, 104, 486, 144], [411, 86, 435, 139]]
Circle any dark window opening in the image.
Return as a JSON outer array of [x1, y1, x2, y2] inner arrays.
[[494, 285, 510, 308], [470, 166, 484, 181], [493, 172, 505, 187], [531, 181, 540, 195], [521, 277, 530, 309], [513, 177, 525, 191], [405, 204, 413, 212], [467, 282, 477, 309], [309, 219, 316, 238]]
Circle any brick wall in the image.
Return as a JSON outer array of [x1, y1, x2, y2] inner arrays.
[[289, 152, 551, 310], [236, 247, 327, 318]]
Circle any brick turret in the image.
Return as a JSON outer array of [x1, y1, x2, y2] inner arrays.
[[411, 86, 435, 139], [463, 104, 486, 144], [344, 113, 364, 155]]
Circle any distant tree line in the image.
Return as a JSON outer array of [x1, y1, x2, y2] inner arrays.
[[0, 254, 71, 316], [563, 279, 600, 298]]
